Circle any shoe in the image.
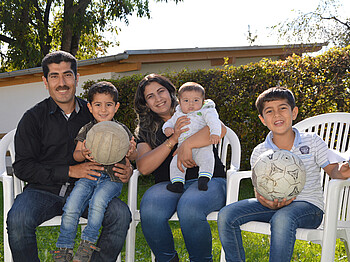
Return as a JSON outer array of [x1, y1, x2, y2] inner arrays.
[[167, 182, 184, 193], [50, 248, 74, 262], [73, 240, 101, 262], [198, 177, 210, 191]]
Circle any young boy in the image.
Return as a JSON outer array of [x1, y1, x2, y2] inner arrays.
[[217, 87, 350, 262], [52, 81, 136, 262], [162, 82, 221, 193]]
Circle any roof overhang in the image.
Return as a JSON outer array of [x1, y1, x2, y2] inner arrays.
[[0, 43, 327, 87]]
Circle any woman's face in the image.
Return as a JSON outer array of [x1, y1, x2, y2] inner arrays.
[[144, 81, 173, 120]]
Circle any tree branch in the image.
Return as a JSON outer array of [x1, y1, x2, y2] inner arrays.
[[0, 34, 15, 44]]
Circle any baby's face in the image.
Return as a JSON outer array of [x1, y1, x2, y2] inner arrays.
[[179, 90, 204, 114]]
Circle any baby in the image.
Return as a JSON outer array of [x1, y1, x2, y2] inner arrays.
[[163, 82, 221, 193]]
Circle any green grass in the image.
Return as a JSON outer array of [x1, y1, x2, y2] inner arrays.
[[0, 177, 348, 261]]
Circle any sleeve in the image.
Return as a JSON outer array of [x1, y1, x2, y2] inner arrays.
[[162, 114, 177, 133], [75, 125, 88, 143], [314, 134, 330, 168], [202, 107, 221, 136], [13, 111, 69, 185]]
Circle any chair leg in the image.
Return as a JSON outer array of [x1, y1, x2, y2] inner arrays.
[[220, 247, 226, 262], [125, 220, 138, 262]]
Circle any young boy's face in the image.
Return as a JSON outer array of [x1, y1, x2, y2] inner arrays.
[[87, 93, 120, 122], [258, 99, 298, 136], [179, 90, 204, 114]]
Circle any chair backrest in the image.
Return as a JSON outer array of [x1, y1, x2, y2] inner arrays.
[[294, 112, 350, 222], [217, 127, 241, 172], [0, 129, 27, 198]]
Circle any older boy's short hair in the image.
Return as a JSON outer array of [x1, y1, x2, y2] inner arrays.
[[41, 50, 77, 79], [178, 82, 205, 98], [255, 87, 295, 116], [88, 81, 119, 104]]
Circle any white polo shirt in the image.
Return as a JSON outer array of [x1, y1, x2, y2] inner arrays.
[[251, 128, 330, 210]]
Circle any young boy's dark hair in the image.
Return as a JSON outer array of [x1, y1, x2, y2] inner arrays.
[[87, 81, 119, 104], [41, 50, 77, 79], [255, 87, 296, 116], [178, 82, 205, 98]]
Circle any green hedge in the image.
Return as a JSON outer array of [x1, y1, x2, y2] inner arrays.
[[81, 45, 350, 170]]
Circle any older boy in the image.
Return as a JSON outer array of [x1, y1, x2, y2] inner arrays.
[[217, 87, 350, 262], [8, 51, 132, 262]]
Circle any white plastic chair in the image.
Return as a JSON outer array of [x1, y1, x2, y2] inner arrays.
[[228, 112, 350, 262], [0, 129, 121, 262], [125, 127, 241, 262]]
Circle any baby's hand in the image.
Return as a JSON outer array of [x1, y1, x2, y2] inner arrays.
[[210, 134, 220, 145], [164, 127, 175, 137], [82, 140, 94, 162]]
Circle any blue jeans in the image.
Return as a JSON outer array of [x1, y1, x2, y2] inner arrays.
[[7, 187, 131, 262], [57, 173, 123, 248], [217, 199, 323, 262], [140, 177, 226, 262]]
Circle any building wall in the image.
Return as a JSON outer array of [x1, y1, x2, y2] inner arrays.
[[0, 56, 278, 134], [0, 73, 112, 134]]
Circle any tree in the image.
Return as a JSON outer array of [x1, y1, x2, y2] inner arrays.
[[272, 0, 350, 48], [0, 0, 181, 71]]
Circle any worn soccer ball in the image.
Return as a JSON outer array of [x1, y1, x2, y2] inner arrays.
[[252, 149, 306, 201], [85, 121, 130, 165]]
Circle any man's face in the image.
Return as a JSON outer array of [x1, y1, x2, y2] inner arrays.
[[42, 61, 78, 108]]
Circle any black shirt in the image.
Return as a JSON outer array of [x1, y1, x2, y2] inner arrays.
[[137, 127, 226, 184], [13, 97, 93, 195]]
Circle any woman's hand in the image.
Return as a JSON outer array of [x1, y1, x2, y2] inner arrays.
[[175, 140, 196, 172], [171, 115, 190, 142], [256, 191, 295, 209]]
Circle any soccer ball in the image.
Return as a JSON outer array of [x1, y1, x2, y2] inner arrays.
[[85, 121, 130, 165], [252, 149, 306, 201]]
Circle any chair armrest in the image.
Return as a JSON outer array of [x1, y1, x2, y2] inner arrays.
[[127, 170, 141, 216], [226, 170, 252, 204]]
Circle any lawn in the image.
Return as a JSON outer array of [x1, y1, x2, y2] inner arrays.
[[0, 176, 348, 261]]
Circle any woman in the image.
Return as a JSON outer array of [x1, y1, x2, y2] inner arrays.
[[134, 74, 227, 262]]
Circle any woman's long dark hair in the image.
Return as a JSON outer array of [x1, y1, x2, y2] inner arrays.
[[134, 74, 178, 149]]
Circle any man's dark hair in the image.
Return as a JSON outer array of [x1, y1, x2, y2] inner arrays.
[[88, 81, 119, 104], [255, 87, 296, 116], [41, 51, 77, 79]]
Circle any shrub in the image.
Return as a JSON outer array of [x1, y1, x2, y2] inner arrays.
[[81, 46, 350, 170]]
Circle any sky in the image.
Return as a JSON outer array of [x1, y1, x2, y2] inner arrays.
[[106, 0, 349, 55]]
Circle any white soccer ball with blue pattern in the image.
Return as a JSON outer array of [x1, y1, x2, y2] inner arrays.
[[252, 149, 306, 201]]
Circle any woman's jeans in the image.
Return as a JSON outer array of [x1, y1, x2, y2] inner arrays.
[[140, 177, 226, 262], [57, 173, 123, 247], [7, 185, 130, 262], [217, 199, 323, 262]]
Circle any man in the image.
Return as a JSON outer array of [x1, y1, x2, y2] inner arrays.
[[8, 51, 132, 262]]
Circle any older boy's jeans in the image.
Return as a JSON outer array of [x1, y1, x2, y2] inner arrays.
[[217, 199, 323, 262], [140, 177, 226, 262], [7, 185, 130, 262], [57, 173, 123, 247]]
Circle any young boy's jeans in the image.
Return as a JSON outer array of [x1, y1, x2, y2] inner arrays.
[[217, 199, 323, 262], [57, 173, 123, 248]]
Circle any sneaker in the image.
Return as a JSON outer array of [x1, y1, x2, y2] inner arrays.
[[50, 248, 74, 262], [73, 240, 101, 262]]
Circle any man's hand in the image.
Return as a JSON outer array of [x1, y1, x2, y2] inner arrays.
[[256, 191, 295, 209], [69, 162, 104, 180], [113, 158, 133, 183]]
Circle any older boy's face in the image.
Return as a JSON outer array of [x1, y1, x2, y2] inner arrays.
[[87, 93, 120, 123], [259, 99, 298, 136]]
